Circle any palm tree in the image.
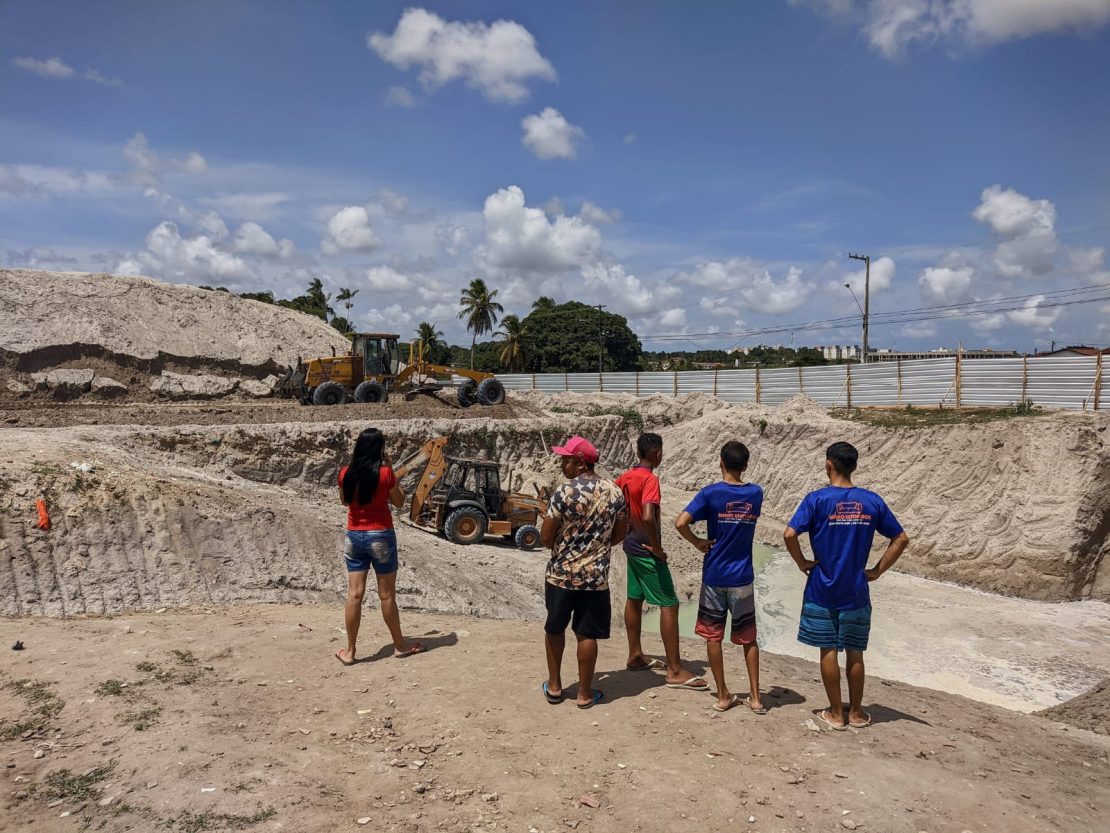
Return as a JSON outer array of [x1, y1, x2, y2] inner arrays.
[[496, 315, 527, 372], [335, 287, 359, 331], [532, 296, 556, 313], [306, 277, 334, 321], [416, 321, 444, 362], [457, 278, 503, 369]]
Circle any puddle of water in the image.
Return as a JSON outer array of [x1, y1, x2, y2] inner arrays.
[[641, 546, 1110, 713]]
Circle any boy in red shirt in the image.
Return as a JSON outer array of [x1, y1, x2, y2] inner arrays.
[[616, 433, 706, 690]]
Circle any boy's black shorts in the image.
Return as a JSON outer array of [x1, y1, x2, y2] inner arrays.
[[544, 584, 611, 639]]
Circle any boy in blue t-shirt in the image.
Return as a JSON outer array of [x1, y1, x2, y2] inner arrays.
[[675, 441, 765, 714], [784, 441, 910, 730]]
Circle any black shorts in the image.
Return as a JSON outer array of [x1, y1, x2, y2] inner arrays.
[[544, 584, 611, 640]]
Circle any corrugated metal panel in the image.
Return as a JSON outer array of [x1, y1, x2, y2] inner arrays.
[[758, 367, 798, 404], [566, 373, 601, 393], [1027, 356, 1098, 409], [496, 374, 534, 391], [715, 370, 757, 403], [677, 371, 716, 395], [850, 362, 900, 406], [637, 372, 675, 395], [800, 365, 848, 405], [898, 358, 957, 406], [600, 372, 638, 394], [960, 358, 1026, 407], [533, 373, 567, 393]]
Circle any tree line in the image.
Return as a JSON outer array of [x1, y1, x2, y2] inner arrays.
[[203, 277, 831, 373]]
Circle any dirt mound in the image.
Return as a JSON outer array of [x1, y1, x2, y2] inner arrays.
[[0, 268, 350, 401], [519, 390, 1110, 602], [0, 415, 634, 617], [1038, 677, 1110, 735]]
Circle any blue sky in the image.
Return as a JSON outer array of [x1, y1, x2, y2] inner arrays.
[[2, 0, 1109, 352]]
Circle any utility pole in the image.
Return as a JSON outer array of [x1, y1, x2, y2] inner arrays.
[[594, 304, 607, 374], [848, 253, 870, 363]]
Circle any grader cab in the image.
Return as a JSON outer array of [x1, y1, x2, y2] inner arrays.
[[394, 437, 546, 550], [277, 333, 506, 408]]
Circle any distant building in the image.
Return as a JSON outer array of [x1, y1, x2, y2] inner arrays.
[[1035, 345, 1110, 357], [869, 348, 1019, 362], [816, 345, 861, 361]]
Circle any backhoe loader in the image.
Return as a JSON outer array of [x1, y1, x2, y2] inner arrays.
[[393, 437, 547, 549], [277, 334, 506, 407]]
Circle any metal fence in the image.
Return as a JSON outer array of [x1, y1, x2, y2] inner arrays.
[[495, 354, 1106, 410]]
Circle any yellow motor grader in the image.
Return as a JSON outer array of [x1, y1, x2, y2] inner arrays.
[[277, 333, 506, 407], [393, 437, 548, 549]]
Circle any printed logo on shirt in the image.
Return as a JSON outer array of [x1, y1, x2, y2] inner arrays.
[[829, 501, 871, 525], [719, 501, 758, 524]]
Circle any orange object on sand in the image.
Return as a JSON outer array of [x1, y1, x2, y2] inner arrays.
[[32, 499, 50, 531]]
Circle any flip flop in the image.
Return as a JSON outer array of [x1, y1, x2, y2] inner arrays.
[[666, 675, 709, 690], [711, 694, 744, 712], [626, 658, 666, 671], [576, 689, 605, 710], [748, 701, 768, 715], [848, 713, 873, 728], [542, 681, 564, 705], [394, 642, 425, 658], [817, 710, 847, 731], [334, 650, 356, 667]]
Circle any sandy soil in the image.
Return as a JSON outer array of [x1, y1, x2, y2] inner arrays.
[[2, 606, 1107, 833], [1038, 678, 1110, 735]]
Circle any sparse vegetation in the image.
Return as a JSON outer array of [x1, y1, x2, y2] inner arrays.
[[831, 401, 1047, 428], [119, 706, 161, 731], [1, 677, 64, 739], [39, 762, 115, 803], [95, 679, 126, 696], [163, 806, 276, 832], [585, 404, 644, 432]]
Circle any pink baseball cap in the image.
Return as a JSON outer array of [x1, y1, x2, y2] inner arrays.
[[551, 436, 599, 464]]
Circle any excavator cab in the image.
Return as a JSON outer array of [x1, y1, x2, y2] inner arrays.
[[352, 333, 402, 378]]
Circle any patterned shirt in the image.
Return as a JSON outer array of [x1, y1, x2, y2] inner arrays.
[[545, 475, 627, 591]]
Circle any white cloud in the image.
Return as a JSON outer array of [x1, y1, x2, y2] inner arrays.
[[321, 206, 381, 255], [0, 165, 33, 196], [918, 263, 975, 302], [365, 265, 414, 292], [196, 212, 229, 242], [901, 320, 938, 339], [579, 201, 622, 225], [368, 7, 555, 102], [123, 132, 208, 195], [479, 185, 601, 274], [521, 108, 585, 160], [117, 221, 252, 283], [808, 0, 1110, 59], [83, 68, 124, 88], [658, 307, 687, 330], [842, 255, 895, 293], [1006, 294, 1062, 330], [12, 56, 75, 79], [973, 185, 1057, 278], [581, 261, 682, 317], [678, 258, 812, 315], [971, 312, 1007, 333], [383, 85, 418, 107], [435, 223, 471, 256], [179, 151, 208, 175], [375, 187, 409, 216], [232, 222, 294, 258], [1069, 246, 1110, 284], [623, 133, 637, 145]]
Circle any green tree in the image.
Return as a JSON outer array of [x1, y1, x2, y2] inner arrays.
[[416, 322, 449, 364], [335, 287, 359, 330], [521, 301, 643, 373], [496, 315, 528, 372], [238, 290, 275, 304], [531, 296, 556, 313], [457, 278, 504, 369], [276, 277, 333, 321]]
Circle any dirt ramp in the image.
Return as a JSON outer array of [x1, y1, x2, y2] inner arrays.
[[1037, 677, 1110, 735], [0, 268, 350, 400]]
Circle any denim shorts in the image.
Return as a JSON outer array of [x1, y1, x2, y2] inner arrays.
[[344, 529, 398, 575]]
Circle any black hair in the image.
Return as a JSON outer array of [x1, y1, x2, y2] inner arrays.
[[343, 428, 386, 505], [826, 441, 858, 476], [637, 432, 663, 459], [720, 441, 750, 474]]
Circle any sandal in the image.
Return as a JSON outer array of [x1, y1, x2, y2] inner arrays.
[[394, 642, 426, 658], [817, 709, 847, 731], [577, 689, 605, 709], [542, 681, 564, 705], [711, 694, 744, 712], [335, 649, 356, 667], [626, 658, 665, 671], [666, 675, 709, 690]]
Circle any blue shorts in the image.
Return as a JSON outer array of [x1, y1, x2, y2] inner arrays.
[[344, 529, 398, 575], [798, 600, 871, 652]]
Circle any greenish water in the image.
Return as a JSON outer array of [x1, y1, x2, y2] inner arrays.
[[640, 542, 780, 633]]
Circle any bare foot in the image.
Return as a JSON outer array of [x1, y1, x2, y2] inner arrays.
[[664, 671, 708, 689], [817, 709, 846, 730], [848, 710, 873, 727], [712, 693, 743, 712], [626, 656, 665, 671], [748, 695, 767, 714], [393, 641, 426, 658]]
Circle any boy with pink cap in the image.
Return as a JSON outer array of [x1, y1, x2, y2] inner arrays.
[[539, 436, 627, 709]]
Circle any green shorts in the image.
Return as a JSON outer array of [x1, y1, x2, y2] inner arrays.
[[626, 553, 679, 607]]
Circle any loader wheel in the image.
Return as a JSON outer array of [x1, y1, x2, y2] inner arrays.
[[514, 524, 541, 551], [312, 381, 348, 406], [444, 506, 487, 545], [354, 381, 388, 404], [476, 378, 506, 406], [457, 379, 477, 408]]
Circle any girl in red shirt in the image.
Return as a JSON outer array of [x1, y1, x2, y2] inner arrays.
[[335, 427, 424, 665]]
